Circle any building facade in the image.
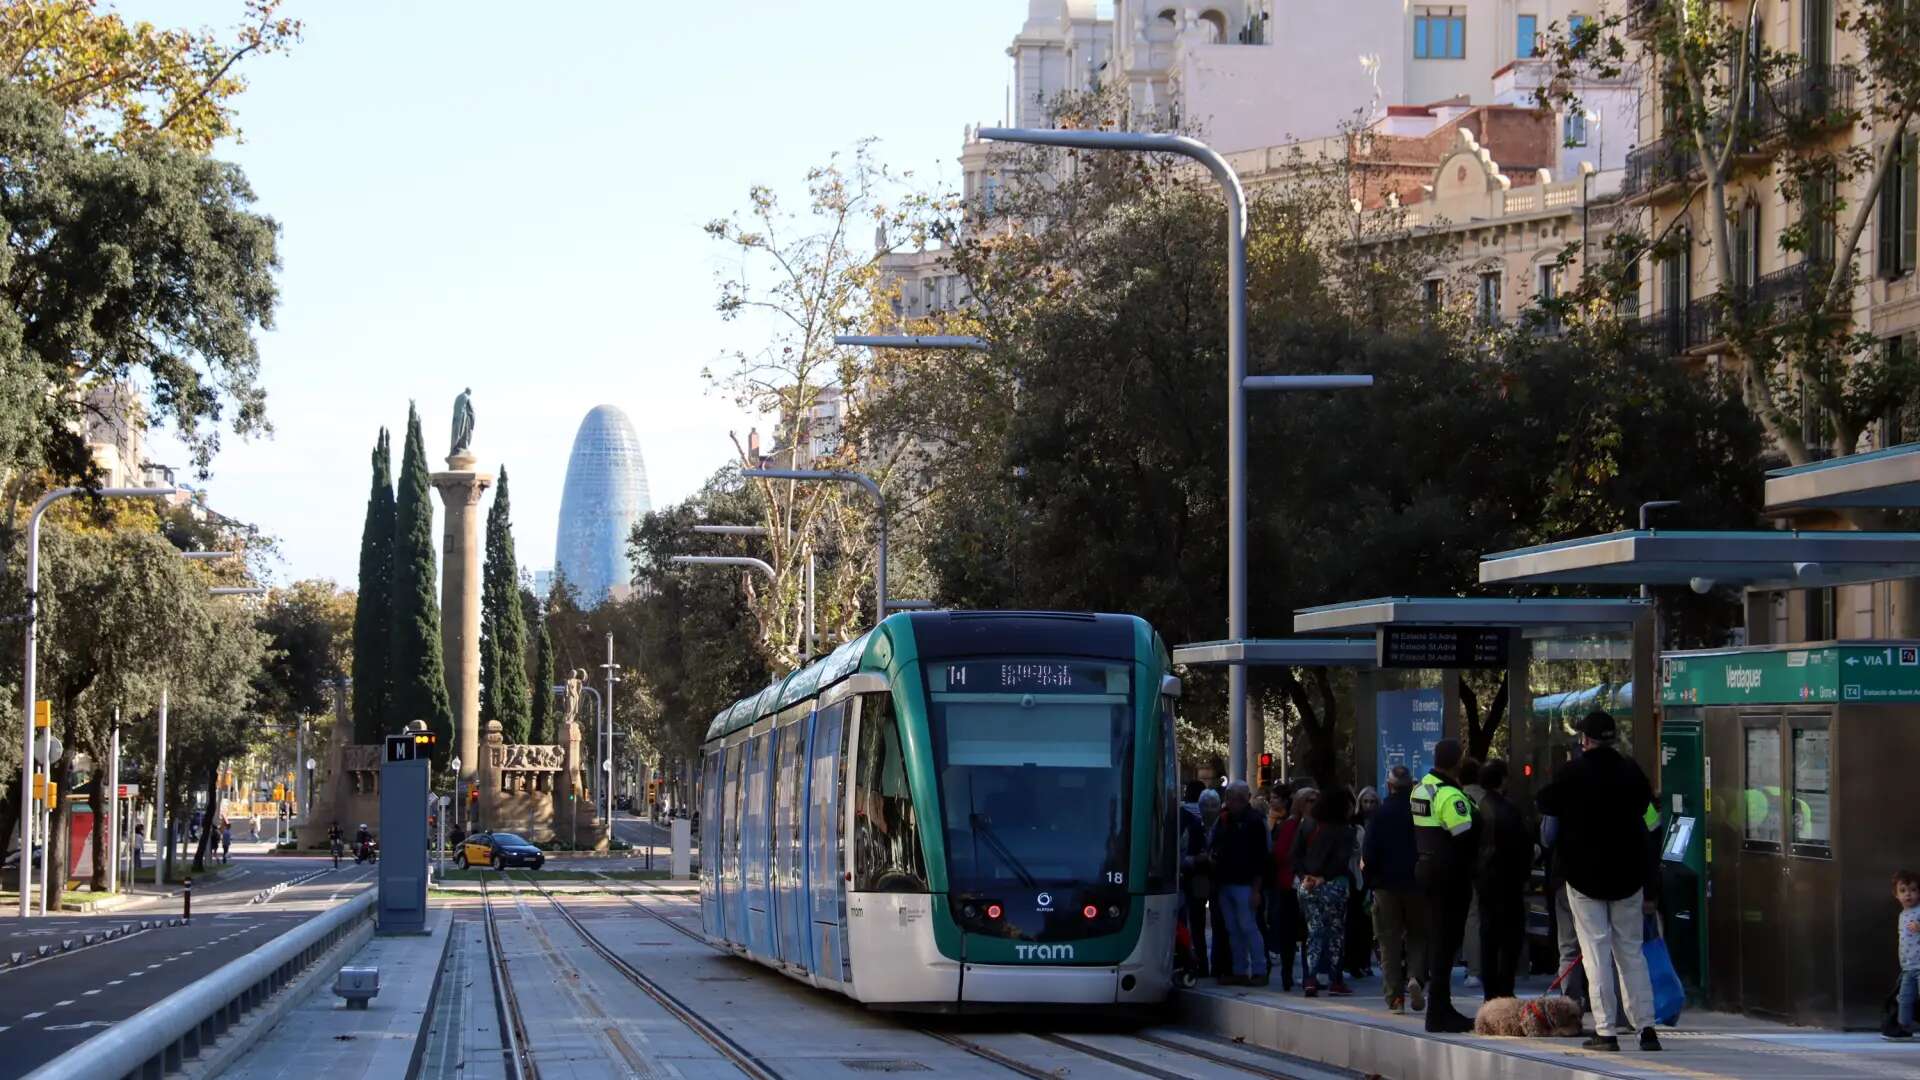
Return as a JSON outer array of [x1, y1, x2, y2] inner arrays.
[[554, 405, 652, 607]]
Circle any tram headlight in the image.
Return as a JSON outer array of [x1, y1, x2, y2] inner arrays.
[[985, 903, 1003, 920], [1107, 905, 1121, 919], [1082, 904, 1099, 919]]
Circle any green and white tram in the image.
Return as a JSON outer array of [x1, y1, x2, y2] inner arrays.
[[698, 610, 1180, 1010]]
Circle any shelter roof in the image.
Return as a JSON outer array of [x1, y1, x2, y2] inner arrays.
[[1171, 638, 1376, 667], [1293, 596, 1648, 635], [1478, 529, 1920, 589], [1765, 442, 1920, 512]]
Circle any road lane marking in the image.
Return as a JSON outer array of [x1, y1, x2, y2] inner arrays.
[[82, 990, 100, 996], [22, 1011, 43, 1019], [54, 999, 73, 1006], [107, 980, 122, 985]]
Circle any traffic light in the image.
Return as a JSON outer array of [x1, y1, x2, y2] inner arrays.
[[1258, 752, 1275, 788]]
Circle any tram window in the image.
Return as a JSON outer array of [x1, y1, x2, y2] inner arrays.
[[1791, 726, 1832, 854], [1743, 725, 1783, 848], [1146, 695, 1178, 891], [852, 692, 928, 892]]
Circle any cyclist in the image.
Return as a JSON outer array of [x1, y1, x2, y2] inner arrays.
[[327, 821, 343, 868]]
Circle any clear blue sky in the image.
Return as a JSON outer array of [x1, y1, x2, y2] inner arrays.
[[136, 0, 1030, 586]]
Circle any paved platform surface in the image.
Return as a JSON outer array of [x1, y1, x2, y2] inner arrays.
[[0, 856, 374, 1075], [222, 908, 452, 1080], [1181, 966, 1920, 1080]]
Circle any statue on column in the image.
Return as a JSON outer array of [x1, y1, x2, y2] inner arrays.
[[562, 668, 584, 730], [451, 387, 475, 456]]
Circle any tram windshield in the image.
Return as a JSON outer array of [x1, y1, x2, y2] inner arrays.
[[925, 659, 1133, 892]]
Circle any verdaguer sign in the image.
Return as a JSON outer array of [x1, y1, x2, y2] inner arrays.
[[1661, 644, 1920, 706]]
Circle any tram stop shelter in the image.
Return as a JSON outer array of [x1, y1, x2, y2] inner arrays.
[[1763, 439, 1920, 513], [1288, 596, 1656, 797], [1169, 638, 1377, 787], [1477, 527, 1920, 1029]]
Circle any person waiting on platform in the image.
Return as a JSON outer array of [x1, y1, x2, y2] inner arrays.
[[1209, 780, 1271, 985], [1889, 869, 1920, 1040], [1535, 711, 1664, 1053], [1365, 766, 1427, 1014], [1473, 760, 1529, 1000], [1293, 786, 1358, 997]]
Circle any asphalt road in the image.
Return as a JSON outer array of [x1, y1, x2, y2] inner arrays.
[[0, 855, 375, 1076]]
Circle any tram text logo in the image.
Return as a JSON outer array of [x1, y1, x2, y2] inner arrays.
[[1014, 944, 1075, 960], [1725, 667, 1763, 692]]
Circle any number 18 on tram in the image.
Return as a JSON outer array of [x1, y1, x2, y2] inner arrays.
[[699, 610, 1181, 1009]]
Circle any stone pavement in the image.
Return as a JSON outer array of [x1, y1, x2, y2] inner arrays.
[[218, 908, 453, 1080], [1179, 966, 1920, 1080]]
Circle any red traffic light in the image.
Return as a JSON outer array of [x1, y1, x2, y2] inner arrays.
[[1259, 752, 1273, 767]]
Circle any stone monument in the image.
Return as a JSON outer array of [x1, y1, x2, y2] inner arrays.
[[430, 389, 492, 824]]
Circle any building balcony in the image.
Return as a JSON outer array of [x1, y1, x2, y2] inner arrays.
[[1756, 64, 1856, 140], [1749, 260, 1826, 313], [1622, 134, 1695, 198], [1634, 309, 1689, 356]]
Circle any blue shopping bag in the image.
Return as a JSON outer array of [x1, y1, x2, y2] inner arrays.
[[1643, 914, 1685, 1026]]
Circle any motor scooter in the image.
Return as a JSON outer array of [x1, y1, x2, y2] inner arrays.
[[354, 838, 379, 865]]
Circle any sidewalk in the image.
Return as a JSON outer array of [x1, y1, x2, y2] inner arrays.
[[218, 908, 453, 1080], [1177, 966, 1920, 1080]]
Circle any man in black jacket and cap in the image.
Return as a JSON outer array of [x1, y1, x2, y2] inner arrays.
[[1536, 711, 1664, 1053]]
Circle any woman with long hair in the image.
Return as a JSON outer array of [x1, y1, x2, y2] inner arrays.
[[1293, 786, 1358, 996]]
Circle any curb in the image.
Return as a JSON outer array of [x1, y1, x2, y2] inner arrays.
[[177, 911, 377, 1080]]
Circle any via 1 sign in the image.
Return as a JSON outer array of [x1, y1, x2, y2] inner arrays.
[[1377, 626, 1511, 669]]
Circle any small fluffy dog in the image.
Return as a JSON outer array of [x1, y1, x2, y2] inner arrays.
[[1473, 994, 1584, 1037]]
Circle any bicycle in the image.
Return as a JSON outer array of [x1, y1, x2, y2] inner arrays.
[[331, 838, 342, 869]]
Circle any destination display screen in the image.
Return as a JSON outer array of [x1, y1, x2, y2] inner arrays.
[[936, 660, 1120, 694]]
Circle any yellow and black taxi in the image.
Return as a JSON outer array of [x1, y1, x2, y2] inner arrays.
[[456, 831, 545, 871]]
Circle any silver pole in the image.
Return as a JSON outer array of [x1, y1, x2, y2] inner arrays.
[[604, 634, 615, 830], [740, 469, 887, 623], [669, 555, 776, 579], [17, 485, 178, 917], [977, 128, 1252, 780], [805, 549, 816, 661], [107, 716, 119, 895], [833, 334, 990, 351], [155, 687, 167, 888]]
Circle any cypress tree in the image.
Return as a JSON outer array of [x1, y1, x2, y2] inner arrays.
[[349, 429, 394, 744], [389, 403, 454, 761], [530, 613, 554, 745], [480, 467, 533, 742]]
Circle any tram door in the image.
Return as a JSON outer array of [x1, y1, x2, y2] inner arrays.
[[745, 726, 775, 958], [773, 706, 809, 968], [723, 740, 747, 945], [700, 749, 722, 938], [805, 699, 853, 986]]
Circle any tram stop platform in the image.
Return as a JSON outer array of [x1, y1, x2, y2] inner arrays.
[[1176, 966, 1920, 1080], [219, 908, 453, 1080]]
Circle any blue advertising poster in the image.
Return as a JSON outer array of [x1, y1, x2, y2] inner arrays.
[[1377, 687, 1445, 792]]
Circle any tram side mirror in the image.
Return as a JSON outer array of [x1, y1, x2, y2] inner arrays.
[[1160, 675, 1183, 699]]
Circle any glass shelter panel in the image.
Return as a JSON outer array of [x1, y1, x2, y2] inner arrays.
[[1744, 724, 1784, 848]]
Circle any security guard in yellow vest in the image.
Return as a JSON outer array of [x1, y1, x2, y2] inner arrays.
[[1411, 738, 1478, 1033]]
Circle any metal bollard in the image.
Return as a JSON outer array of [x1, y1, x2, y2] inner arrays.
[[183, 876, 192, 924]]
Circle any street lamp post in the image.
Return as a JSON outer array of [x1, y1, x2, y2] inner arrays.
[[601, 634, 618, 830], [452, 755, 463, 830], [833, 334, 989, 351], [690, 525, 818, 660], [305, 756, 316, 816], [18, 485, 180, 917], [740, 468, 887, 622], [976, 127, 1375, 781]]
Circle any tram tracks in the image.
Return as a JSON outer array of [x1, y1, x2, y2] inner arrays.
[[575, 871, 1333, 1080], [477, 874, 538, 1080], [502, 871, 785, 1080]]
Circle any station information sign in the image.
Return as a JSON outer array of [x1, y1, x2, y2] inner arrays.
[[385, 730, 438, 762], [1377, 626, 1511, 669]]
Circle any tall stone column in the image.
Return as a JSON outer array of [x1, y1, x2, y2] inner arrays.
[[431, 451, 493, 823]]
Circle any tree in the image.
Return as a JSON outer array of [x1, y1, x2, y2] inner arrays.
[[862, 127, 1764, 787], [0, 84, 281, 521], [388, 404, 452, 762], [479, 467, 532, 742], [529, 609, 554, 745], [349, 429, 392, 744], [705, 144, 933, 670], [254, 580, 351, 717], [0, 0, 301, 152], [1539, 0, 1920, 465]]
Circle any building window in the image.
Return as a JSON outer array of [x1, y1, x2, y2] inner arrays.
[[1537, 263, 1561, 333], [1422, 278, 1443, 310], [1802, 0, 1832, 68], [1733, 201, 1761, 292], [1879, 134, 1918, 279], [1517, 14, 1539, 58], [1414, 7, 1466, 59], [1564, 109, 1587, 147], [1568, 13, 1589, 37], [1477, 270, 1502, 323]]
